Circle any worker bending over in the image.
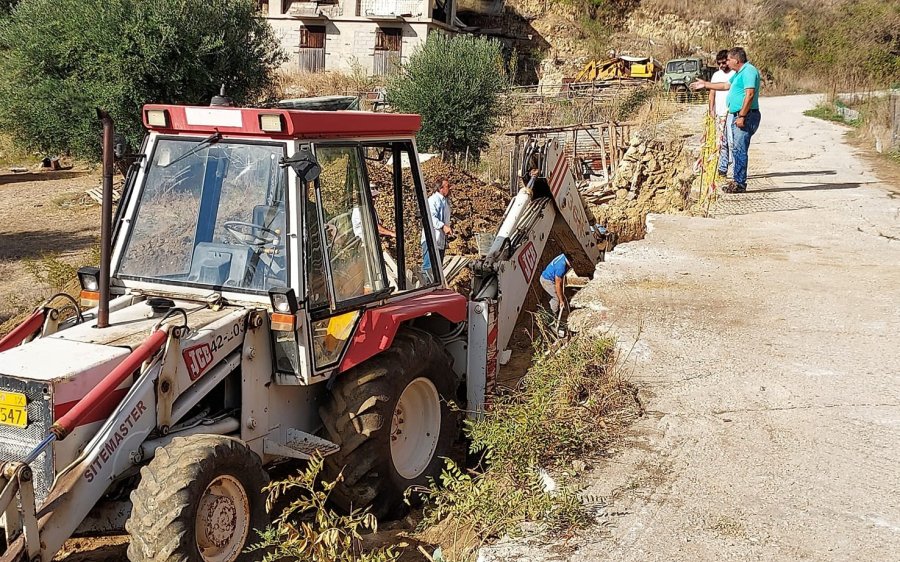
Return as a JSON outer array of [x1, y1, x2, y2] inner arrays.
[[540, 253, 571, 314]]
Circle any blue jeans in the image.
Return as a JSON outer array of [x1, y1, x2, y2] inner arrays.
[[717, 114, 734, 176], [731, 110, 761, 187], [422, 242, 444, 283]]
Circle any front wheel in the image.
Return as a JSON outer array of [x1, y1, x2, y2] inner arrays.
[[126, 435, 269, 562], [320, 328, 458, 519]]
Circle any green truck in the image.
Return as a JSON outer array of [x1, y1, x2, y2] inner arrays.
[[662, 57, 714, 93]]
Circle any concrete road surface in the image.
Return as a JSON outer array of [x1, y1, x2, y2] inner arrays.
[[481, 94, 900, 561]]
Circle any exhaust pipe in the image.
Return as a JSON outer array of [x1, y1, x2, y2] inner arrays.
[[96, 110, 114, 328]]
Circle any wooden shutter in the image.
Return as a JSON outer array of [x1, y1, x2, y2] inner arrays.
[[374, 28, 402, 76], [299, 26, 326, 72]]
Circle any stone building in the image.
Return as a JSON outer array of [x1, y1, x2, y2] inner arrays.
[[259, 0, 461, 75]]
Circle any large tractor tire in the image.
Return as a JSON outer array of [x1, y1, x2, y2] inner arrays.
[[320, 328, 458, 519], [126, 435, 269, 562]]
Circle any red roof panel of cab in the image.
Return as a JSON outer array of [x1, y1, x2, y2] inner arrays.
[[142, 104, 421, 139]]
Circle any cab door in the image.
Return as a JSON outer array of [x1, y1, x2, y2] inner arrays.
[[302, 143, 390, 377]]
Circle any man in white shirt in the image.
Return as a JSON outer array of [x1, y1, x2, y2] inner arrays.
[[709, 50, 734, 179], [422, 178, 452, 281], [351, 188, 395, 240]]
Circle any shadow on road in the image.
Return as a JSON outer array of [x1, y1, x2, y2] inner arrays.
[[749, 170, 837, 179], [0, 229, 97, 260], [751, 182, 861, 193], [0, 171, 89, 186]]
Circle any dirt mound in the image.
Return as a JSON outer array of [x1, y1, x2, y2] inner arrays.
[[424, 160, 510, 256], [369, 158, 510, 257]]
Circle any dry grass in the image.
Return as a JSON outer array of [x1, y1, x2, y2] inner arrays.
[[272, 66, 385, 101], [639, 0, 842, 28], [0, 132, 40, 169]]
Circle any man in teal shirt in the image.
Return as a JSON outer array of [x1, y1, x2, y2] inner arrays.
[[691, 47, 761, 193]]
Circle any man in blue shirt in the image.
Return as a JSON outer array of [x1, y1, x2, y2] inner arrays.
[[690, 47, 761, 193], [539, 253, 571, 314]]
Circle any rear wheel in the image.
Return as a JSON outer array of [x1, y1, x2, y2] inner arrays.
[[320, 328, 458, 519], [126, 435, 268, 562]]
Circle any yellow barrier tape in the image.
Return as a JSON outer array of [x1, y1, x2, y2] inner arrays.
[[695, 113, 721, 215]]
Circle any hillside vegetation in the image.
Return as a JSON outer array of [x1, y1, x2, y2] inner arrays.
[[514, 0, 899, 92]]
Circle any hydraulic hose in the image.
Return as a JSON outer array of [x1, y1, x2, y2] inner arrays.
[[0, 309, 46, 353]]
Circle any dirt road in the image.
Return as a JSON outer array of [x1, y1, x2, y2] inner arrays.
[[481, 94, 900, 560], [0, 168, 99, 324]]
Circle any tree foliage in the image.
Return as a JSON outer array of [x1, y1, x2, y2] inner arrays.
[[0, 0, 19, 15], [0, 0, 285, 159], [387, 34, 507, 156]]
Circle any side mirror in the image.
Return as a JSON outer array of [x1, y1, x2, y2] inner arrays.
[[113, 133, 130, 161], [281, 145, 320, 183]]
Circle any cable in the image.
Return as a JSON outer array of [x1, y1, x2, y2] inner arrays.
[[45, 292, 84, 324], [153, 307, 189, 332]]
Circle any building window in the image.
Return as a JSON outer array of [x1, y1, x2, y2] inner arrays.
[[299, 26, 326, 73], [374, 28, 401, 76]]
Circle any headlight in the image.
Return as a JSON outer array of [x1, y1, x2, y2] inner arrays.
[[145, 109, 169, 128], [78, 266, 101, 292], [268, 287, 298, 314]]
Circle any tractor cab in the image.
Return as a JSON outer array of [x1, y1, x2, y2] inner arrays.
[[110, 105, 449, 382]]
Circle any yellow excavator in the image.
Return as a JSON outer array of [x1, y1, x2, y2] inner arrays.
[[574, 55, 661, 82]]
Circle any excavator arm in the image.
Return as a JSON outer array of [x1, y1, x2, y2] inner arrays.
[[465, 137, 604, 413]]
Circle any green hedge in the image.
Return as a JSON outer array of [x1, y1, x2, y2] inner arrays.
[[0, 0, 285, 160]]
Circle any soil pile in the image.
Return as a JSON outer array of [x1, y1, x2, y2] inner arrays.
[[368, 158, 510, 257]]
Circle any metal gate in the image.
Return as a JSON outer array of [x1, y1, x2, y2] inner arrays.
[[374, 28, 401, 76], [299, 26, 326, 73]]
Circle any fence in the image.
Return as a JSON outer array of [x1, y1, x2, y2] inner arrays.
[[505, 121, 636, 193]]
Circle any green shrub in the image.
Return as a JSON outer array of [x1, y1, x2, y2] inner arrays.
[[249, 454, 399, 562], [753, 0, 900, 91], [0, 0, 285, 160], [419, 333, 640, 546], [0, 0, 19, 14], [387, 34, 507, 157]]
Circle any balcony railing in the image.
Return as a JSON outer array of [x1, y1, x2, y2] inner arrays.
[[360, 0, 425, 18], [286, 1, 344, 18]]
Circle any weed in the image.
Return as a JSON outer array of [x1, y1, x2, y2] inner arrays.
[[22, 253, 77, 293], [803, 103, 856, 126], [249, 454, 399, 562], [0, 132, 39, 169], [417, 332, 640, 558], [615, 86, 655, 121]]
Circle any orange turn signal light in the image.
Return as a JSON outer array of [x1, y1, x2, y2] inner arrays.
[[270, 312, 296, 332], [80, 290, 100, 308]]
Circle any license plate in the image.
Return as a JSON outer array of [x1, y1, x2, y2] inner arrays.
[[0, 391, 27, 428]]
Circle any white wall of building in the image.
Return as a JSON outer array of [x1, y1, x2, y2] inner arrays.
[[264, 0, 457, 75], [268, 18, 431, 74]]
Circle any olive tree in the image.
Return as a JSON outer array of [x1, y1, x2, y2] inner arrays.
[[387, 34, 508, 157], [0, 0, 285, 159]]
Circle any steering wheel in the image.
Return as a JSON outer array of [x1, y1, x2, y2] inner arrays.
[[223, 221, 280, 247]]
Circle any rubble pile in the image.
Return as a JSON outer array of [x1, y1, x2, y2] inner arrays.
[[582, 135, 692, 243]]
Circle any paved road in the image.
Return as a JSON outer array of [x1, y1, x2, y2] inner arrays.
[[483, 94, 900, 561]]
